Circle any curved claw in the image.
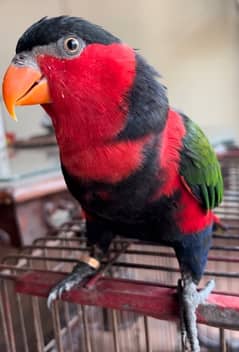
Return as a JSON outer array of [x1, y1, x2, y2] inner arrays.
[[47, 290, 58, 309], [58, 286, 64, 299], [47, 279, 77, 309]]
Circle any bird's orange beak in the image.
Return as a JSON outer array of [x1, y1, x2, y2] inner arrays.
[[2, 64, 51, 121]]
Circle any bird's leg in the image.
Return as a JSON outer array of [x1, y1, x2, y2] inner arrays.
[[178, 279, 190, 351], [47, 224, 114, 308], [47, 251, 101, 308], [178, 274, 215, 352]]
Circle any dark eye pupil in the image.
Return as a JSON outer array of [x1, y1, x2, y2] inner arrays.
[[67, 39, 78, 51]]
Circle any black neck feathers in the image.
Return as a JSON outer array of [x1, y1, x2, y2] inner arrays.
[[117, 54, 169, 140]]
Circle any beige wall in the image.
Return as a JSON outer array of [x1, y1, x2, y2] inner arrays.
[[1, 0, 239, 143]]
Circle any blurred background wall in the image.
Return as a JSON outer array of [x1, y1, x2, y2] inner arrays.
[[0, 0, 238, 143]]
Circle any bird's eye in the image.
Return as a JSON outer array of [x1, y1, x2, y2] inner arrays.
[[63, 37, 81, 54]]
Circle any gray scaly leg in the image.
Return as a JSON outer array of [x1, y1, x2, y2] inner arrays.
[[179, 276, 215, 352]]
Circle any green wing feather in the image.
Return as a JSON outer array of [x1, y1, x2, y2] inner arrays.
[[180, 116, 224, 210]]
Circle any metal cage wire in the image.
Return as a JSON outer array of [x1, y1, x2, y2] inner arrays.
[[0, 151, 239, 352]]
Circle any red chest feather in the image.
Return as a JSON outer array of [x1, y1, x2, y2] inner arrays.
[[60, 136, 151, 183]]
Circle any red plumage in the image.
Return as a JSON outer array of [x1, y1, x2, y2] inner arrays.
[[40, 44, 136, 148], [59, 135, 151, 183]]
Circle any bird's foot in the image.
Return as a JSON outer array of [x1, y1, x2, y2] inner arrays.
[[47, 260, 98, 308], [178, 278, 215, 352]]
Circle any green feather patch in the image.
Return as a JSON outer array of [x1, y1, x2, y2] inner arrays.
[[180, 116, 223, 210]]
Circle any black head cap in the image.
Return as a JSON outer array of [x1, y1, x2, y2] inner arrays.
[[16, 16, 121, 53]]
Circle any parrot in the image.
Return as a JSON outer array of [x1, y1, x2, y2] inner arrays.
[[2, 16, 223, 352]]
